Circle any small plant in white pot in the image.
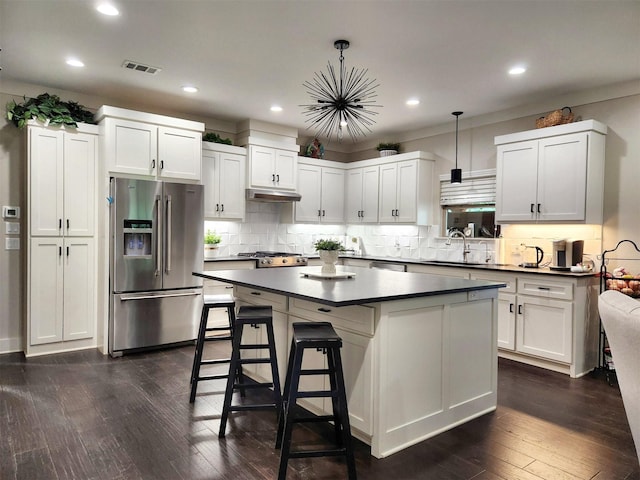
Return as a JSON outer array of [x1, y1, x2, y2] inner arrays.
[[204, 229, 221, 259], [314, 238, 345, 274], [376, 142, 400, 157]]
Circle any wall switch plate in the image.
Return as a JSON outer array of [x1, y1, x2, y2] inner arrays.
[[5, 238, 20, 250], [2, 206, 20, 219], [5, 222, 20, 234]]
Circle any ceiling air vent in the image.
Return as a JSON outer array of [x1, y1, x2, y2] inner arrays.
[[122, 60, 162, 75]]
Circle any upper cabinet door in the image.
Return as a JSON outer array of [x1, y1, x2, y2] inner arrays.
[[64, 133, 96, 236], [217, 152, 245, 219], [361, 166, 380, 223], [378, 163, 398, 223], [345, 169, 364, 223], [396, 160, 418, 223], [496, 140, 539, 222], [157, 126, 201, 181], [30, 128, 64, 236], [107, 118, 157, 177], [295, 164, 322, 222], [249, 146, 276, 188], [320, 167, 345, 224], [274, 150, 297, 190], [537, 133, 587, 221]]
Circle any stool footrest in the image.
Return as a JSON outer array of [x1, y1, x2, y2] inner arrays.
[[291, 414, 335, 424], [234, 382, 274, 390], [239, 343, 271, 350], [228, 403, 278, 412], [294, 390, 336, 399], [300, 368, 331, 376], [288, 448, 347, 459], [203, 335, 232, 341], [238, 358, 273, 365], [197, 373, 229, 381]]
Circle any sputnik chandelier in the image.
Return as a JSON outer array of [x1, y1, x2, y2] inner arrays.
[[301, 40, 381, 142]]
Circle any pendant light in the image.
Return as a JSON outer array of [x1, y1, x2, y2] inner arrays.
[[451, 111, 463, 183], [301, 40, 381, 142]]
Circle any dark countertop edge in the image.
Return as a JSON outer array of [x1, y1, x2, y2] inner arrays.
[[193, 271, 505, 307], [204, 255, 595, 277]]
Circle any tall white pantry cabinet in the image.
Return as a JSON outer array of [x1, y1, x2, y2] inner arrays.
[[26, 122, 98, 356]]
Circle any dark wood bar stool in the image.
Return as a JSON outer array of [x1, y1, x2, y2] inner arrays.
[[275, 322, 357, 480], [189, 294, 238, 403], [219, 305, 283, 437]]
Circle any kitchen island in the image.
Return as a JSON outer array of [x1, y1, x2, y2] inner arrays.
[[194, 266, 504, 458]]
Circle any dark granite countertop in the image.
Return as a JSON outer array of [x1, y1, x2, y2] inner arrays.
[[194, 265, 505, 307], [204, 255, 595, 277]]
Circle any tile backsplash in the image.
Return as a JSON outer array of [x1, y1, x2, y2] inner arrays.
[[205, 203, 602, 266]]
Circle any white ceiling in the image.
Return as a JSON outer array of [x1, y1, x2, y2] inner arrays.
[[1, 0, 639, 143]]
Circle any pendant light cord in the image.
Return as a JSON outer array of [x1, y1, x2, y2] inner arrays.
[[455, 114, 459, 169]]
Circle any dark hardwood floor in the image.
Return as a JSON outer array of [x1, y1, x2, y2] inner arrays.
[[1, 343, 638, 480]]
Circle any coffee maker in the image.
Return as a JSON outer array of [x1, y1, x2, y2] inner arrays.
[[551, 239, 584, 270]]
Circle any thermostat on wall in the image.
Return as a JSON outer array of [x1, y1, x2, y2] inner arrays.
[[2, 206, 20, 219]]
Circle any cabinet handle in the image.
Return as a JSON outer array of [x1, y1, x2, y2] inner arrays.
[[322, 209, 325, 217], [518, 305, 523, 315], [59, 246, 62, 256], [152, 159, 156, 169], [250, 291, 261, 296], [220, 204, 224, 212], [216, 203, 219, 212], [318, 307, 332, 313], [250, 323, 260, 329], [391, 210, 395, 217], [537, 203, 541, 213], [395, 209, 399, 217], [66, 219, 69, 230], [530, 203, 534, 213], [272, 174, 276, 182], [66, 246, 69, 256], [59, 219, 62, 229], [318, 209, 321, 217], [537, 286, 551, 291], [160, 160, 164, 170], [509, 303, 514, 313], [276, 174, 280, 183]]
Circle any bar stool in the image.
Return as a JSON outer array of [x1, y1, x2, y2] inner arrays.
[[189, 294, 238, 403], [275, 322, 357, 480], [219, 305, 282, 438]]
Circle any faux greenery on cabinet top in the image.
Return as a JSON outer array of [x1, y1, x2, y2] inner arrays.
[[6, 93, 95, 129]]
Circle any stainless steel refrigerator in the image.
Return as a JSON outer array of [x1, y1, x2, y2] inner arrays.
[[109, 178, 204, 356]]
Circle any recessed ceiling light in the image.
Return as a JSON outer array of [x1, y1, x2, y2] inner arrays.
[[270, 105, 283, 112], [509, 65, 527, 75], [66, 58, 85, 67], [406, 98, 420, 106], [96, 3, 119, 16], [182, 86, 198, 93]]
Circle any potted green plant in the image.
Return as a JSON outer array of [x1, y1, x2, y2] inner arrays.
[[202, 132, 233, 145], [314, 238, 345, 274], [204, 229, 222, 259], [6, 93, 95, 129], [376, 142, 400, 157]]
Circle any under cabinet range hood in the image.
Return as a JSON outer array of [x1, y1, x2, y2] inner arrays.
[[246, 188, 301, 202]]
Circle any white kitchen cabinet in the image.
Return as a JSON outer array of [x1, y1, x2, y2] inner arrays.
[[26, 122, 98, 356], [495, 120, 606, 224], [295, 161, 345, 223], [345, 166, 379, 223], [29, 126, 96, 237], [96, 106, 204, 182], [470, 268, 598, 377], [248, 145, 297, 190], [29, 237, 95, 345], [378, 158, 435, 224], [202, 143, 246, 220]]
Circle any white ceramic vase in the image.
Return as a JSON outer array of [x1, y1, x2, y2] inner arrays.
[[318, 250, 339, 274], [204, 244, 219, 259]]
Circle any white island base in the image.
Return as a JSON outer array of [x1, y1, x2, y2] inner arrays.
[[234, 287, 498, 458]]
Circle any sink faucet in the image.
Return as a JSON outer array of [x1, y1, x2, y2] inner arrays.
[[447, 230, 470, 263]]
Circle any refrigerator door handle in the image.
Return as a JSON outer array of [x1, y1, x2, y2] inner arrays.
[[120, 291, 201, 301], [155, 195, 161, 276], [166, 194, 172, 273]]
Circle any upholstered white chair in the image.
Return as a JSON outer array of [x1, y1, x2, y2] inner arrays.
[[598, 290, 640, 462]]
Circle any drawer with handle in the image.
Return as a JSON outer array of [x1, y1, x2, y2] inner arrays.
[[517, 277, 573, 300], [235, 286, 288, 310], [289, 297, 375, 336]]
